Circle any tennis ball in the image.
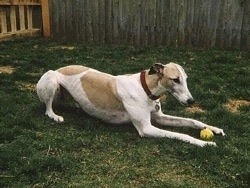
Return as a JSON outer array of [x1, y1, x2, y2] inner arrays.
[[200, 128, 214, 140]]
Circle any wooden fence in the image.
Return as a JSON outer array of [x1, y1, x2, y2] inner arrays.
[[0, 0, 50, 40], [49, 0, 250, 49]]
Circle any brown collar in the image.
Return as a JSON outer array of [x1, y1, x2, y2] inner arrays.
[[140, 71, 161, 100]]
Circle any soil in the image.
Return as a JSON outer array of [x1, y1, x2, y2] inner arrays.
[[224, 99, 250, 113], [0, 66, 15, 74], [185, 106, 206, 113]]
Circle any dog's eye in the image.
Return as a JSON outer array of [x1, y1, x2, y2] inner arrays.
[[172, 78, 180, 84]]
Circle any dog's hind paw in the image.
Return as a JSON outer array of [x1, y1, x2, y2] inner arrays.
[[45, 111, 64, 123], [53, 116, 64, 122]]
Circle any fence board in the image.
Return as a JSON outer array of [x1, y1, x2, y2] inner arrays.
[[65, 0, 72, 41], [79, 0, 86, 42], [98, 0, 105, 44], [47, 0, 250, 49], [59, 0, 66, 40], [19, 5, 25, 30], [50, 0, 58, 38], [185, 0, 194, 47], [74, 0, 80, 41], [27, 6, 33, 29], [41, 0, 50, 37], [231, 1, 243, 48], [10, 6, 17, 32], [0, 7, 7, 33], [121, 0, 127, 44], [241, 0, 250, 50], [169, 0, 177, 46], [208, 0, 218, 47]]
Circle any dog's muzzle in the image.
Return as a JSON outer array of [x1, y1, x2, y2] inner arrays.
[[180, 99, 195, 106], [187, 98, 195, 105]]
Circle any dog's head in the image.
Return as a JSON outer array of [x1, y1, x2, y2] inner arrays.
[[149, 62, 194, 106]]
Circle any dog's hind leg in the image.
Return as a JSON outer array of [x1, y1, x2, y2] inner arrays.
[[36, 70, 64, 122]]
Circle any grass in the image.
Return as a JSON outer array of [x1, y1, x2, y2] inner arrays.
[[0, 38, 249, 187]]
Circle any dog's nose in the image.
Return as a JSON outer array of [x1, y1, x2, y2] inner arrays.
[[187, 98, 195, 105]]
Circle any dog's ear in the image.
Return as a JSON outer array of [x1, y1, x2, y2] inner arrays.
[[149, 63, 164, 75]]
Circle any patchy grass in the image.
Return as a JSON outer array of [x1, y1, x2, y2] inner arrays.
[[0, 38, 249, 188], [0, 66, 15, 74], [224, 99, 250, 113], [185, 105, 206, 113]]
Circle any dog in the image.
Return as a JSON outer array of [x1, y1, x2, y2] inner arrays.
[[36, 63, 225, 147]]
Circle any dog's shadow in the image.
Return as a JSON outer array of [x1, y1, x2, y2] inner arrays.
[[35, 102, 199, 140]]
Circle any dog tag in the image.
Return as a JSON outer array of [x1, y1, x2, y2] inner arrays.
[[155, 102, 160, 112]]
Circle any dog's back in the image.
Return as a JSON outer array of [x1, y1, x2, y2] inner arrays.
[[57, 65, 89, 76]]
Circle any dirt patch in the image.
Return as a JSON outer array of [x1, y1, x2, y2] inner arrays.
[[0, 66, 15, 74], [16, 81, 36, 91], [185, 106, 206, 113], [224, 99, 250, 113]]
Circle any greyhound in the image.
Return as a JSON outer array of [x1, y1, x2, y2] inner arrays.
[[36, 63, 225, 147]]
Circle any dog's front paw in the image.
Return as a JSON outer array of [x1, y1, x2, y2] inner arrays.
[[205, 125, 225, 136], [213, 128, 225, 136]]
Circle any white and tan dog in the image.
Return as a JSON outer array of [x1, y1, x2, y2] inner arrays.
[[37, 63, 225, 147]]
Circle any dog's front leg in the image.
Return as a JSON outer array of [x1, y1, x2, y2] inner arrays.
[[152, 111, 225, 136], [123, 103, 216, 147]]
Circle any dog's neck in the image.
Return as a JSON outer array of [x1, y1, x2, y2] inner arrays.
[[140, 71, 166, 100]]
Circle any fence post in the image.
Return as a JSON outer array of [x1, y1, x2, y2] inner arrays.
[[41, 0, 51, 37]]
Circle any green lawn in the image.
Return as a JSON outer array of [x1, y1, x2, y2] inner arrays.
[[0, 38, 249, 187]]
